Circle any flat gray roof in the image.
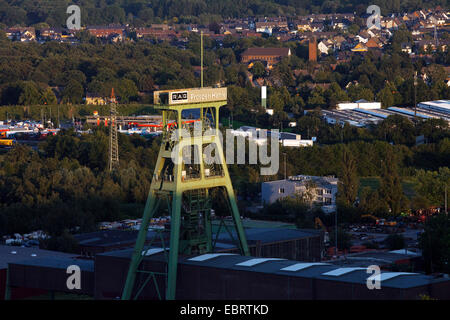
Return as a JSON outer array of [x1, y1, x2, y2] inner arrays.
[[0, 245, 77, 269], [99, 248, 448, 289]]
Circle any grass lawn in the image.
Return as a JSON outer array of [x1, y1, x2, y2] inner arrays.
[[359, 177, 416, 200]]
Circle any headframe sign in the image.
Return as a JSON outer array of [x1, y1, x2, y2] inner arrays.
[[154, 87, 227, 105]]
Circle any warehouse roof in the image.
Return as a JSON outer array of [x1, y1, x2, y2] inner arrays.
[[0, 245, 77, 269], [215, 227, 321, 245], [99, 249, 448, 289], [327, 250, 422, 268], [9, 257, 94, 271], [74, 229, 158, 247]]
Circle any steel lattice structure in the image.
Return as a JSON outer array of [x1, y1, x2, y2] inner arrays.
[[121, 89, 249, 300], [109, 89, 119, 171]]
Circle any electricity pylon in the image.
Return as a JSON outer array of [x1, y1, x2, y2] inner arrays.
[[109, 88, 119, 171], [121, 88, 250, 300]]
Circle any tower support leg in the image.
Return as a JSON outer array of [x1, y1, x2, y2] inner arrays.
[[166, 191, 182, 300], [226, 185, 250, 256], [122, 193, 158, 299], [5, 265, 11, 300]]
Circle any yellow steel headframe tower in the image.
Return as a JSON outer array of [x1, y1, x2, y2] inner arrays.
[[121, 87, 249, 300]]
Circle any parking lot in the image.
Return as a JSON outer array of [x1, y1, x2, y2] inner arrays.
[[347, 224, 423, 248]]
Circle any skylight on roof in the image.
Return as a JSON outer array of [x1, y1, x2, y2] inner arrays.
[[236, 258, 285, 267], [141, 248, 166, 256], [322, 267, 366, 276], [379, 272, 418, 282], [280, 263, 330, 272], [389, 249, 420, 256], [188, 253, 237, 262]]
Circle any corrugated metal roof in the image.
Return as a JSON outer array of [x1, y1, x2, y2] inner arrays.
[[98, 249, 448, 289]]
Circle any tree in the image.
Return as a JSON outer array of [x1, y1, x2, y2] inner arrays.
[[250, 61, 266, 78], [419, 214, 450, 274], [338, 147, 359, 206], [413, 167, 450, 208], [359, 187, 388, 216], [41, 87, 57, 105], [325, 82, 348, 108], [376, 115, 415, 145], [347, 84, 374, 102], [377, 85, 395, 108], [330, 227, 352, 250], [18, 81, 41, 105], [379, 150, 406, 215], [385, 234, 405, 250], [307, 87, 326, 108], [116, 79, 138, 103], [62, 80, 84, 104]]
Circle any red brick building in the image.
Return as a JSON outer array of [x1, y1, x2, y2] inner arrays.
[[241, 47, 291, 64]]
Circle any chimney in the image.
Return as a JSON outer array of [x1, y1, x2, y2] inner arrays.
[[261, 86, 267, 108], [309, 37, 317, 62]]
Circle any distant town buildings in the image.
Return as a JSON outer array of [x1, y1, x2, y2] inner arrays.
[[5, 27, 36, 42], [85, 94, 107, 105], [1, 7, 448, 61], [87, 25, 124, 38]]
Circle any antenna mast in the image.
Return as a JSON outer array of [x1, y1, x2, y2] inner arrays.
[[201, 31, 204, 88]]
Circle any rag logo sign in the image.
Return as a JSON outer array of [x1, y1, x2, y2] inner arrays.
[[172, 92, 188, 102], [366, 5, 381, 30], [66, 5, 81, 31]]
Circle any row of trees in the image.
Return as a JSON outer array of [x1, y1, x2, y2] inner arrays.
[[0, 120, 447, 237], [0, 0, 446, 27]]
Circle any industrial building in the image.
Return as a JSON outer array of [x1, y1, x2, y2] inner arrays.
[[74, 229, 160, 258], [0, 245, 78, 300], [328, 250, 423, 269], [241, 47, 291, 64], [86, 115, 162, 128], [212, 224, 324, 261], [322, 100, 450, 127], [262, 175, 339, 213], [231, 126, 314, 147], [6, 249, 449, 300], [73, 220, 324, 262]]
